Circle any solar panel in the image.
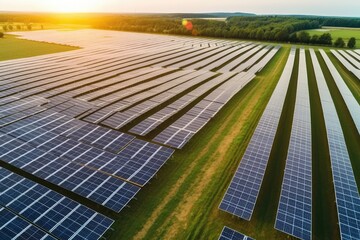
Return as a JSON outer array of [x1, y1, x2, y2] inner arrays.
[[67, 123, 135, 153], [219, 48, 296, 220], [310, 48, 360, 240], [0, 208, 55, 240], [319, 49, 360, 134], [275, 48, 312, 240], [218, 227, 254, 240], [0, 167, 114, 240], [129, 72, 237, 136], [153, 73, 255, 149], [0, 134, 141, 213], [331, 50, 360, 80]]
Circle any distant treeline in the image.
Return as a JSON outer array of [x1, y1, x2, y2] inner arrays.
[[0, 12, 359, 46]]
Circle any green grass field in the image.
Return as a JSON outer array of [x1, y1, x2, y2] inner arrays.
[[305, 27, 360, 48], [0, 34, 78, 61]]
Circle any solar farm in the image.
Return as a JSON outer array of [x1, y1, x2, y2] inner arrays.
[[0, 29, 359, 240]]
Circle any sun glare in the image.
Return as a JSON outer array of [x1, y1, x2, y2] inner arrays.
[[49, 0, 100, 13]]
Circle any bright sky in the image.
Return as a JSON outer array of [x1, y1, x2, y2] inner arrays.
[[0, 0, 359, 17]]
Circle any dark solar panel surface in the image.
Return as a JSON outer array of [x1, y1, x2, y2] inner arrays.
[[219, 48, 296, 220]]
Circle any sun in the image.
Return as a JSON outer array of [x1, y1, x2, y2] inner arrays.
[[49, 0, 100, 13]]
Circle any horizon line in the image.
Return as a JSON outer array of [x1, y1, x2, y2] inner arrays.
[[0, 10, 359, 19]]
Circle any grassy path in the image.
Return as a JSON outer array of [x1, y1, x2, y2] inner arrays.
[[306, 50, 339, 240]]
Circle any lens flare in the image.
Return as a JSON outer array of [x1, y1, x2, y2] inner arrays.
[[182, 19, 193, 31]]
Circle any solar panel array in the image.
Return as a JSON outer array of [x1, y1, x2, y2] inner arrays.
[[0, 110, 174, 209], [0, 29, 281, 238], [331, 50, 360, 80], [338, 50, 360, 69], [129, 72, 237, 136], [218, 227, 254, 240], [153, 72, 255, 149], [219, 48, 296, 220], [346, 50, 360, 62], [275, 49, 312, 240], [0, 167, 113, 240], [311, 49, 360, 240], [319, 49, 360, 134], [0, 207, 55, 240]]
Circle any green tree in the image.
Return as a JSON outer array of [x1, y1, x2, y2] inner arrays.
[[2, 25, 7, 31], [334, 37, 345, 47], [288, 33, 298, 42], [274, 29, 289, 41], [347, 37, 356, 48], [310, 34, 319, 44], [319, 33, 332, 45], [8, 25, 13, 31], [256, 29, 264, 40], [0, 32, 4, 38], [297, 31, 310, 43]]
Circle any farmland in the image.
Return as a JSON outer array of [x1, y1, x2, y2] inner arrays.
[[305, 27, 360, 48], [0, 29, 359, 240], [0, 34, 78, 61]]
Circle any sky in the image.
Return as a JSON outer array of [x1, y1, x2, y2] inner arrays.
[[0, 0, 359, 17]]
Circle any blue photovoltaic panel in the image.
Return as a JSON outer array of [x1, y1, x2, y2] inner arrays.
[[111, 139, 175, 185], [0, 167, 114, 240], [66, 123, 135, 153], [275, 49, 312, 240], [0, 208, 55, 240], [218, 227, 254, 240], [311, 49, 360, 240], [319, 49, 360, 134], [219, 48, 296, 220], [0, 107, 172, 186], [0, 134, 141, 213]]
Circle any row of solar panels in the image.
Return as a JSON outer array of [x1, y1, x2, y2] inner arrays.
[[153, 72, 255, 149], [219, 47, 297, 220], [331, 50, 360, 80], [310, 49, 360, 240], [0, 42, 274, 99], [319, 50, 360, 134], [275, 49, 312, 240], [0, 31, 282, 239], [219, 48, 360, 240], [0, 168, 113, 240], [0, 108, 174, 199], [0, 41, 279, 133], [0, 101, 173, 239]]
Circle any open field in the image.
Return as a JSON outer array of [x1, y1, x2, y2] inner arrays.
[[0, 30, 359, 240], [0, 34, 78, 61], [305, 27, 360, 48]]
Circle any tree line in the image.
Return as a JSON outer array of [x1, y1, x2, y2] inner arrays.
[[0, 13, 358, 47], [1, 24, 34, 31]]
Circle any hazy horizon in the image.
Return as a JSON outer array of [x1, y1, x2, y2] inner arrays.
[[0, 0, 359, 18]]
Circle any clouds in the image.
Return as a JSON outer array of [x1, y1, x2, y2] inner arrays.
[[0, 0, 359, 17]]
